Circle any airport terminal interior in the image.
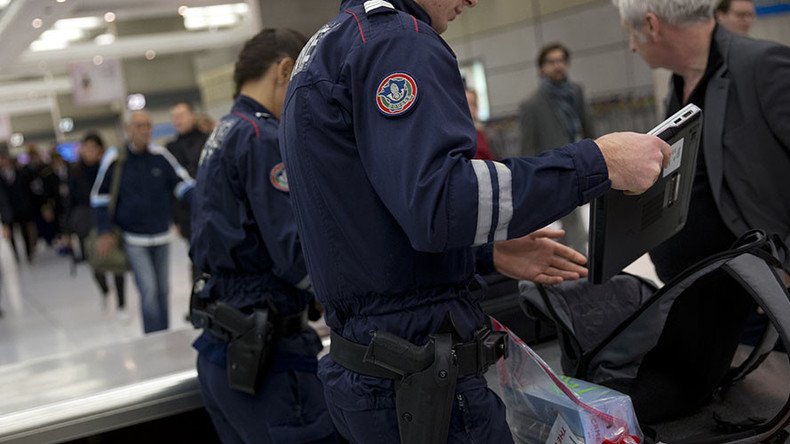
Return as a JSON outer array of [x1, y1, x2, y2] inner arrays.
[[0, 0, 789, 443]]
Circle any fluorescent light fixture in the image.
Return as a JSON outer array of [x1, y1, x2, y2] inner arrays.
[[59, 118, 74, 133], [10, 133, 24, 147], [53, 16, 102, 30], [127, 93, 146, 111], [30, 39, 68, 52], [41, 28, 84, 42], [95, 33, 115, 45], [182, 3, 248, 30]]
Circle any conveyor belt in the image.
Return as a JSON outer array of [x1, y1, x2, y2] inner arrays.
[[0, 329, 202, 444]]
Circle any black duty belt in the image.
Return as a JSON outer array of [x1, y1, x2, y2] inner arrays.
[[328, 324, 508, 444], [189, 275, 310, 395], [330, 328, 506, 380], [192, 300, 308, 342]]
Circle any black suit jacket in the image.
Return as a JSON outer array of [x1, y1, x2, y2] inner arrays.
[[667, 27, 790, 269]]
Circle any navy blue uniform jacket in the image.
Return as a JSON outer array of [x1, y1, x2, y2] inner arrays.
[[280, 0, 611, 346], [190, 95, 314, 364]]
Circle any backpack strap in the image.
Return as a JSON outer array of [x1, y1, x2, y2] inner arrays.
[[722, 323, 779, 388], [717, 231, 790, 389]]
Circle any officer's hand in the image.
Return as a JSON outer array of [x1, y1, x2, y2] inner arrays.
[[95, 233, 116, 258], [595, 132, 671, 195], [2, 225, 10, 240], [493, 228, 588, 285]]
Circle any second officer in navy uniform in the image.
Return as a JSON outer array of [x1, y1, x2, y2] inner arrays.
[[280, 0, 671, 442], [189, 29, 338, 443]]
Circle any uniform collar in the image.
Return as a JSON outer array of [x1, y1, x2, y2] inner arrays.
[[340, 0, 431, 27], [233, 94, 274, 120]]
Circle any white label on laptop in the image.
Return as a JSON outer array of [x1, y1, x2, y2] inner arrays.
[[547, 414, 584, 444], [663, 138, 684, 178]]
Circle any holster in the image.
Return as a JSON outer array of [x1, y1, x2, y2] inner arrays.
[[189, 275, 306, 395], [330, 319, 508, 444]]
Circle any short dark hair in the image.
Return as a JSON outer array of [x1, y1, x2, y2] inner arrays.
[[82, 131, 105, 149], [537, 43, 570, 68], [171, 101, 195, 113], [233, 28, 308, 98], [716, 0, 754, 13]]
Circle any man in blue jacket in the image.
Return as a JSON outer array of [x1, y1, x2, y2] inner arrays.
[[280, 0, 670, 442], [92, 111, 194, 334]]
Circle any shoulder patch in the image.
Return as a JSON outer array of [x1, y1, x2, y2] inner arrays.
[[376, 73, 418, 117], [269, 162, 289, 193]]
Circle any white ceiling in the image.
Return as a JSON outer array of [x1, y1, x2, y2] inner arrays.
[[0, 0, 261, 122]]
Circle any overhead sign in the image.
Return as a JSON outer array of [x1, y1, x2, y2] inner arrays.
[[69, 58, 125, 106]]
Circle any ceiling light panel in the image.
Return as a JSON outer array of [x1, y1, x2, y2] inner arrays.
[[53, 16, 102, 30], [182, 3, 248, 30]]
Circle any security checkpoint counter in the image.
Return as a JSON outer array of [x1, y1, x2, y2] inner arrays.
[[0, 329, 203, 444]]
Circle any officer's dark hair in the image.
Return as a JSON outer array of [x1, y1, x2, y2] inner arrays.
[[82, 131, 105, 149], [233, 28, 308, 98], [537, 43, 570, 68], [716, 0, 753, 14]]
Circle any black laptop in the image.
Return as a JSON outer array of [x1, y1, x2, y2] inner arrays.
[[588, 103, 703, 284]]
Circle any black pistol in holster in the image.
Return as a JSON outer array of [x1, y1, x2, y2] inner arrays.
[[330, 319, 508, 444], [190, 275, 275, 395]]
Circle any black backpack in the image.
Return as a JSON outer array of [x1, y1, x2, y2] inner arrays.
[[520, 230, 790, 443]]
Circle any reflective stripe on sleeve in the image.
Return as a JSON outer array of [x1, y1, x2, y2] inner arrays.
[[471, 159, 493, 246], [493, 162, 513, 241]]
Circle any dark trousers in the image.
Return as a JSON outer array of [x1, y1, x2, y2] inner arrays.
[[94, 271, 126, 308], [197, 353, 338, 444], [78, 236, 126, 308], [320, 358, 514, 444], [8, 221, 36, 262]]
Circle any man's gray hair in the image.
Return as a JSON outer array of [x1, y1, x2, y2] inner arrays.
[[612, 0, 715, 26]]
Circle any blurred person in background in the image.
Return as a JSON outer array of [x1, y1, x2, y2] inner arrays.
[[49, 151, 71, 256], [166, 101, 208, 283], [715, 0, 756, 36], [0, 150, 37, 263], [25, 145, 60, 248], [189, 28, 338, 443], [519, 43, 595, 254], [92, 111, 194, 334], [67, 133, 127, 315], [465, 87, 495, 160]]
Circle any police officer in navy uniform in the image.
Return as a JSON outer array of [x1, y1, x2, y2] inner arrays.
[[280, 0, 671, 442], [189, 29, 338, 443]]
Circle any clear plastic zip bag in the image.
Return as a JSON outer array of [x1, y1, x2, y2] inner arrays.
[[493, 318, 642, 444]]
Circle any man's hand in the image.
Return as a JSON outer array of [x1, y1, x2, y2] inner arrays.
[[596, 132, 672, 195], [95, 233, 117, 258], [2, 225, 10, 240], [783, 270, 790, 288], [493, 228, 588, 285]]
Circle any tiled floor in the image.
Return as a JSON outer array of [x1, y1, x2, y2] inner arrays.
[[0, 234, 194, 367]]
